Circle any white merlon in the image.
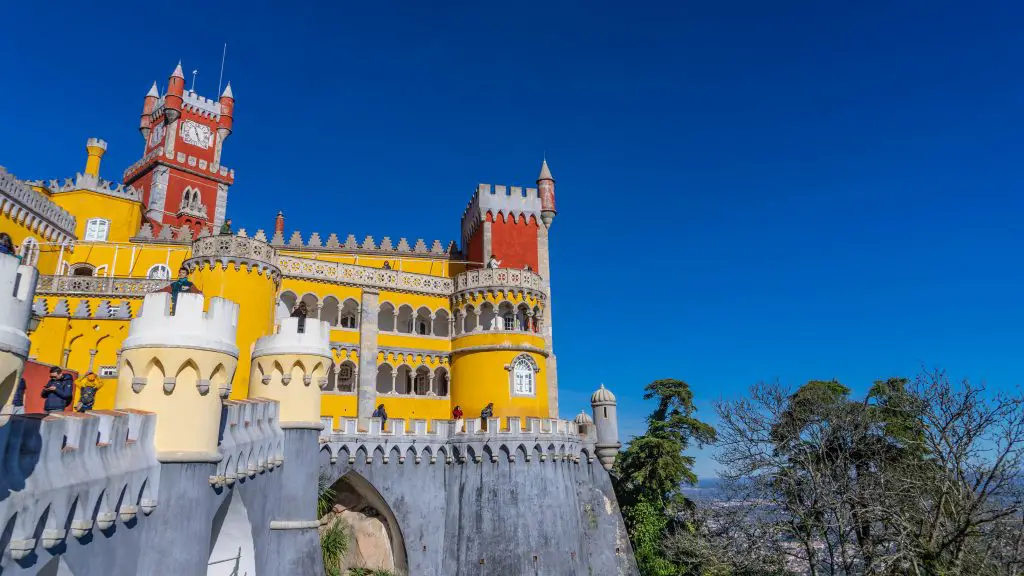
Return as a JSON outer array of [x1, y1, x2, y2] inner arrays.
[[122, 292, 239, 357], [252, 317, 331, 359], [460, 183, 542, 245], [86, 138, 108, 151], [0, 254, 37, 357]]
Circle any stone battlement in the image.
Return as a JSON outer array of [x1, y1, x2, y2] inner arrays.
[[0, 167, 76, 242], [185, 234, 280, 281], [321, 416, 591, 466], [38, 172, 143, 202], [182, 89, 222, 118], [121, 292, 240, 356], [253, 316, 331, 358], [261, 228, 456, 258], [461, 183, 542, 245], [0, 254, 37, 357], [212, 398, 284, 487], [0, 410, 160, 561]]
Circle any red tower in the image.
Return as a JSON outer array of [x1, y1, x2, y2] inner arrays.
[[124, 62, 235, 236], [460, 160, 556, 270]]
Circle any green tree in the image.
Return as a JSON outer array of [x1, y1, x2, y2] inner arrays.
[[612, 379, 717, 575]]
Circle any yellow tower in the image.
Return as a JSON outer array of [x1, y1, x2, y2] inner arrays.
[[0, 254, 37, 409], [84, 138, 107, 177], [114, 291, 240, 461], [183, 233, 280, 399], [449, 269, 550, 421], [248, 315, 332, 429]]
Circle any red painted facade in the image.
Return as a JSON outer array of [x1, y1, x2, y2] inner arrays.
[[488, 212, 539, 270]]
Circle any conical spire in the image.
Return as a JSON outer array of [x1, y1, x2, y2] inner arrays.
[[538, 158, 554, 181], [146, 82, 159, 97], [171, 61, 184, 79], [221, 82, 234, 99]]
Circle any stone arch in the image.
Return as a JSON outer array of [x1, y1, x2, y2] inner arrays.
[[378, 302, 396, 332], [517, 444, 529, 463], [175, 359, 200, 394], [322, 471, 409, 575], [432, 309, 449, 337], [462, 304, 477, 334], [340, 298, 359, 329], [299, 293, 319, 318], [394, 365, 412, 395], [375, 364, 393, 394], [413, 366, 431, 396], [321, 295, 340, 327], [207, 490, 257, 576], [278, 291, 298, 316], [414, 306, 432, 335], [432, 366, 449, 397], [478, 301, 496, 331], [499, 444, 511, 463], [396, 305, 414, 334], [497, 301, 516, 331]]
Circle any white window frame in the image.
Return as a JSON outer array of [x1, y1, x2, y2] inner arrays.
[[84, 218, 110, 242], [507, 354, 539, 397], [147, 264, 172, 280], [19, 236, 39, 266]]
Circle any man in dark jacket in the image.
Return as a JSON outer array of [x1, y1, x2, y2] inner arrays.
[[41, 367, 74, 413]]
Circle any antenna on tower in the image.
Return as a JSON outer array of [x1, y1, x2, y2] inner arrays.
[[190, 69, 198, 92], [217, 43, 228, 97]]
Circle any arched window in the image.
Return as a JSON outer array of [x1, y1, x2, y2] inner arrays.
[[69, 263, 96, 277], [84, 218, 110, 242], [414, 367, 431, 395], [147, 264, 172, 280], [509, 354, 538, 397], [335, 362, 355, 393], [339, 299, 359, 329], [19, 237, 39, 266]]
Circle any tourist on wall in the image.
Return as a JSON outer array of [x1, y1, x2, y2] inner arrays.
[[291, 301, 308, 333], [487, 255, 501, 269], [382, 260, 392, 270], [75, 372, 103, 413], [219, 218, 232, 235], [41, 367, 74, 413], [169, 267, 195, 314], [480, 402, 494, 430], [372, 403, 388, 425], [452, 405, 463, 419], [0, 233, 15, 256]]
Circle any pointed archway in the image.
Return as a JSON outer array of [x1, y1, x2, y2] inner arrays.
[[207, 490, 256, 575], [321, 471, 408, 575]]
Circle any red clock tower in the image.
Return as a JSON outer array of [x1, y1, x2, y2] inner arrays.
[[124, 62, 235, 236]]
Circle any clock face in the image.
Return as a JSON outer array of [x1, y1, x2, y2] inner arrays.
[[180, 119, 213, 149], [149, 121, 165, 148]]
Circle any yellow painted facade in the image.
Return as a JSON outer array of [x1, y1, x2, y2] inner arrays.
[[1, 120, 558, 428]]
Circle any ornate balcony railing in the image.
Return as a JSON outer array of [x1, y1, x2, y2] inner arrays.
[[453, 268, 546, 299], [278, 255, 454, 297], [190, 235, 277, 266], [36, 275, 168, 297]]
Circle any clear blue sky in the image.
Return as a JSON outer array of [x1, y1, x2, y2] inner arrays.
[[4, 2, 1024, 477]]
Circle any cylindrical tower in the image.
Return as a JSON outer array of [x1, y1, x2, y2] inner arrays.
[[449, 268, 550, 422], [591, 384, 620, 471], [84, 138, 107, 177], [114, 291, 240, 461], [183, 234, 281, 400], [139, 82, 158, 141], [0, 254, 37, 409], [164, 62, 184, 124], [248, 315, 331, 429]]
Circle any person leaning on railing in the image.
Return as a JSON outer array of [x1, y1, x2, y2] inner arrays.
[[156, 266, 202, 314], [0, 233, 16, 258]]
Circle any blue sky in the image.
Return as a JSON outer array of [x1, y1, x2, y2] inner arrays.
[[4, 2, 1024, 477]]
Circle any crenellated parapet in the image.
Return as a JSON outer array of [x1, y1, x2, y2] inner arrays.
[[271, 230, 457, 258], [248, 316, 332, 428], [0, 167, 76, 244], [320, 416, 595, 466], [184, 234, 280, 282], [460, 183, 542, 247], [212, 398, 285, 488], [115, 292, 240, 461], [37, 172, 143, 202], [0, 410, 160, 561]]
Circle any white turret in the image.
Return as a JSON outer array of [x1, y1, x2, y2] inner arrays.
[[0, 254, 37, 359], [590, 384, 620, 471], [122, 292, 239, 356], [0, 253, 37, 408], [248, 316, 332, 429]]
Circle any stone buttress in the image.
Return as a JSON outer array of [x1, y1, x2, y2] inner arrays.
[[248, 314, 332, 574]]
